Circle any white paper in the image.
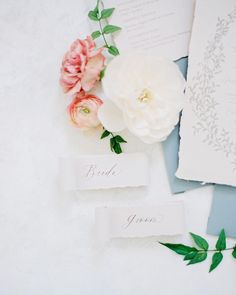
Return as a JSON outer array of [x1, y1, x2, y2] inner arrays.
[[60, 153, 149, 190], [104, 0, 195, 61], [95, 202, 185, 243], [177, 0, 236, 186]]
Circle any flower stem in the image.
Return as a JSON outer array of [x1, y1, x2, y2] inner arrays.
[[98, 19, 109, 48]]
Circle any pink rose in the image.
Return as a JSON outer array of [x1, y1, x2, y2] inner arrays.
[[60, 36, 105, 95], [68, 91, 103, 129]]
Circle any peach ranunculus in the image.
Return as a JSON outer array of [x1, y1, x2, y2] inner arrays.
[[60, 36, 105, 95], [68, 91, 103, 129]]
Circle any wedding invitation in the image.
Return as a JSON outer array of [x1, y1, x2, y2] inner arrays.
[[60, 153, 149, 190], [177, 0, 236, 186], [103, 0, 195, 60], [95, 202, 185, 243]]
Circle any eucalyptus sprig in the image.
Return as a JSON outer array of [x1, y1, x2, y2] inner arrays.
[[160, 229, 236, 273], [101, 129, 127, 154], [88, 0, 121, 56]]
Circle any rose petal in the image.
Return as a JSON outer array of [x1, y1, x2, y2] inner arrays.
[[98, 100, 126, 132]]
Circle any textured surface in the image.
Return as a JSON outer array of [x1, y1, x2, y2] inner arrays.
[[0, 1, 235, 294]]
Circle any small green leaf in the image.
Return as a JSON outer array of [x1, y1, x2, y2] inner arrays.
[[93, 3, 99, 14], [113, 142, 122, 154], [91, 30, 101, 39], [187, 252, 207, 265], [184, 251, 198, 261], [216, 229, 226, 251], [209, 252, 223, 272], [88, 10, 99, 21], [232, 246, 236, 259], [190, 232, 209, 250], [114, 135, 127, 143], [110, 138, 122, 154], [99, 67, 106, 80], [160, 243, 197, 256], [108, 45, 119, 56], [110, 137, 116, 152], [103, 24, 121, 34], [101, 130, 110, 139], [100, 8, 115, 19]]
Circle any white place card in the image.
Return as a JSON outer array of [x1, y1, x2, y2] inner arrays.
[[177, 0, 236, 186], [95, 202, 185, 243], [60, 153, 149, 190]]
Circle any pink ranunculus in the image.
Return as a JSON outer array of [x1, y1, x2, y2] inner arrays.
[[60, 36, 105, 95], [68, 91, 103, 129]]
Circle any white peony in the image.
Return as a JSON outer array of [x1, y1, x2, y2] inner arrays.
[[98, 52, 186, 144]]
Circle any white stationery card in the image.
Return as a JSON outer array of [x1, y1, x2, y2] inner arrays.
[[104, 0, 195, 60], [60, 153, 149, 190], [177, 0, 236, 186], [95, 202, 185, 242]]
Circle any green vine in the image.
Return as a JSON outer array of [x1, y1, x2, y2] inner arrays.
[[160, 229, 236, 273], [88, 0, 121, 56], [88, 0, 126, 154]]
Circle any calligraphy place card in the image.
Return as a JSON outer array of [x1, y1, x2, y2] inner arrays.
[[60, 153, 149, 190], [95, 202, 185, 243]]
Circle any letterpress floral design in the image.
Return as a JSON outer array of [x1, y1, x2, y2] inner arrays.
[[189, 7, 236, 170]]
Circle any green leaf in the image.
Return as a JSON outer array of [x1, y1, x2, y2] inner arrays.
[[93, 3, 99, 14], [101, 130, 110, 139], [160, 243, 197, 256], [99, 67, 106, 80], [88, 10, 99, 21], [110, 138, 122, 154], [108, 45, 119, 56], [187, 252, 207, 265], [91, 30, 101, 39], [114, 135, 127, 143], [100, 8, 115, 19], [190, 232, 209, 250], [103, 24, 121, 34], [184, 251, 198, 261], [113, 143, 122, 154], [209, 252, 223, 272], [232, 246, 236, 259], [216, 229, 226, 251], [110, 137, 116, 152]]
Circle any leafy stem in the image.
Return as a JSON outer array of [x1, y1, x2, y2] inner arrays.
[[98, 17, 109, 48], [160, 229, 236, 273], [88, 0, 121, 56], [88, 1, 125, 153], [101, 129, 127, 154]]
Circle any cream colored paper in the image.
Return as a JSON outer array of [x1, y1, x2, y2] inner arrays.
[[104, 0, 195, 60], [177, 0, 236, 186], [95, 202, 185, 243], [60, 153, 149, 190]]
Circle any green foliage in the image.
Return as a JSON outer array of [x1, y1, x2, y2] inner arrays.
[[232, 246, 236, 259], [100, 129, 127, 154], [100, 8, 115, 19], [91, 30, 101, 39], [209, 252, 223, 272], [216, 229, 226, 251], [88, 0, 121, 57], [190, 232, 209, 250], [100, 129, 110, 139], [88, 10, 99, 21], [160, 243, 197, 256], [160, 229, 235, 273], [103, 24, 121, 34], [108, 46, 120, 56]]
